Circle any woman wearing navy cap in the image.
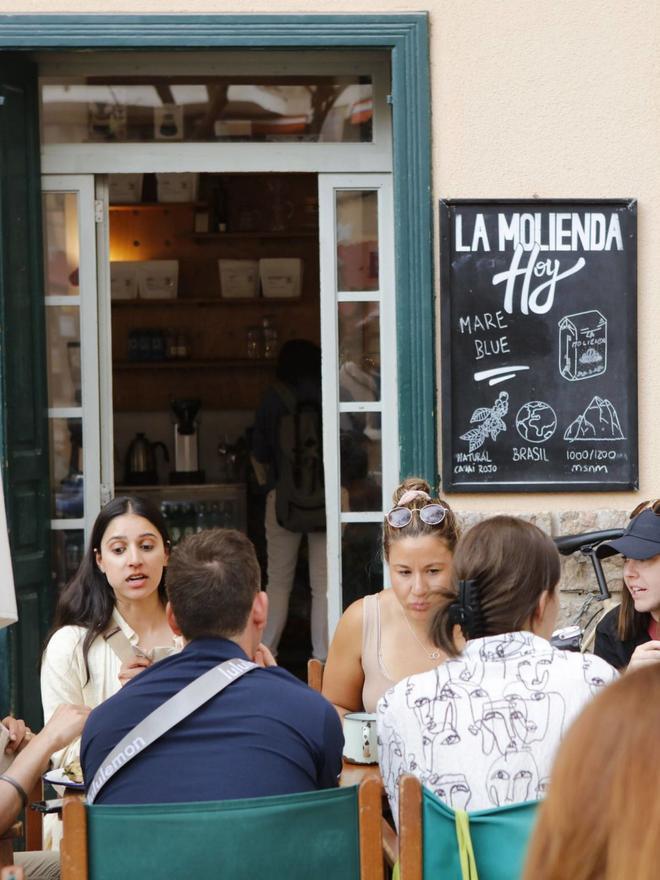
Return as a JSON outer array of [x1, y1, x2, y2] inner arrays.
[[594, 500, 660, 671]]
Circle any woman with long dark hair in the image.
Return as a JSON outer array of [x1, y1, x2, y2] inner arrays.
[[594, 500, 660, 670], [377, 516, 617, 822], [41, 495, 180, 773]]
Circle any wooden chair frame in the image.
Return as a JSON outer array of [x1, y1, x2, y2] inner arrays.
[[307, 657, 325, 693], [0, 825, 21, 872], [397, 775, 423, 880], [0, 779, 42, 879], [24, 780, 43, 852], [61, 777, 385, 880], [380, 774, 422, 879], [307, 656, 400, 875]]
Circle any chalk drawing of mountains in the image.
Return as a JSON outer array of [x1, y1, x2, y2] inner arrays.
[[564, 396, 625, 442]]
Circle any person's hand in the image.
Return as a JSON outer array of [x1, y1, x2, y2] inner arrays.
[[254, 643, 277, 668], [118, 656, 152, 685], [1, 716, 31, 754], [39, 704, 91, 753], [627, 640, 660, 672]]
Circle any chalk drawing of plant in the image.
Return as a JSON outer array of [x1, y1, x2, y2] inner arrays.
[[460, 391, 509, 453]]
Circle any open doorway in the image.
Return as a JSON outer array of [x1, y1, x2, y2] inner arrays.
[[3, 26, 431, 723], [38, 48, 398, 682], [107, 171, 321, 673]]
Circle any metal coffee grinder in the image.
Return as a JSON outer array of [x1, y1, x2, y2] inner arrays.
[[170, 398, 204, 484]]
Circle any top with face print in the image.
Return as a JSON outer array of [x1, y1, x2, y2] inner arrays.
[[376, 631, 617, 822]]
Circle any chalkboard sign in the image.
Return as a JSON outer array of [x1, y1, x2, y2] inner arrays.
[[440, 199, 638, 492]]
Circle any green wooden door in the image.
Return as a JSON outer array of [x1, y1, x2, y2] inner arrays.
[[0, 56, 51, 726]]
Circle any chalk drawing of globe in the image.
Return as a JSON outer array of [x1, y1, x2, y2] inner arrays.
[[515, 401, 557, 444]]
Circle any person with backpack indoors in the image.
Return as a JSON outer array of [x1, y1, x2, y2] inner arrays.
[[322, 479, 459, 719], [377, 516, 617, 822], [251, 339, 327, 661], [593, 500, 660, 671]]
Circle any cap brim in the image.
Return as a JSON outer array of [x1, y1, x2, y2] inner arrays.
[[596, 536, 660, 560]]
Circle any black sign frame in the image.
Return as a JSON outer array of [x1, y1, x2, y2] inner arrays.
[[440, 198, 638, 493]]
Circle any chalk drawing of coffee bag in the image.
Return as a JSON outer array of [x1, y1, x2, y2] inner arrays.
[[558, 310, 607, 381]]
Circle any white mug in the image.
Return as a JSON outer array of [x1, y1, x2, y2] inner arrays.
[[343, 712, 378, 765]]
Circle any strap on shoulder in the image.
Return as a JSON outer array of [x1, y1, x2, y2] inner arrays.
[[87, 657, 258, 803], [272, 380, 298, 413], [455, 809, 479, 880], [103, 625, 135, 665]]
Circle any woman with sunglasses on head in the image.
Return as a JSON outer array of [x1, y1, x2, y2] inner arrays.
[[41, 496, 181, 781], [322, 478, 459, 718], [594, 500, 660, 671], [377, 516, 617, 821]]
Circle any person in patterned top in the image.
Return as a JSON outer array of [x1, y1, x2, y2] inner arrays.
[[377, 516, 617, 822]]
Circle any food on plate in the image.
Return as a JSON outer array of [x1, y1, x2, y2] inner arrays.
[[63, 759, 83, 784]]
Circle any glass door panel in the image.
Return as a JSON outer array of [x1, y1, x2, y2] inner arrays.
[[338, 301, 381, 401], [48, 417, 83, 519], [336, 190, 379, 292], [340, 414, 383, 511], [341, 523, 383, 611], [319, 174, 397, 635], [51, 530, 85, 594], [42, 192, 81, 295], [42, 175, 101, 593], [45, 307, 81, 407]]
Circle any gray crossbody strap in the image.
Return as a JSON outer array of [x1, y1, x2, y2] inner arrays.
[[87, 657, 258, 804], [102, 625, 135, 665]]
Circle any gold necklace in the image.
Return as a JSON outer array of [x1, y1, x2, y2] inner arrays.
[[399, 603, 441, 660]]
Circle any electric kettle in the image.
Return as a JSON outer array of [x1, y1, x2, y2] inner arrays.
[[124, 433, 169, 485]]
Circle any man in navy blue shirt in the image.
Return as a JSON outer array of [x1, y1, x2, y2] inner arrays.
[[81, 529, 343, 805]]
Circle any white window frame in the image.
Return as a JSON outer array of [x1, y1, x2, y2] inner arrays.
[[38, 50, 392, 175], [319, 173, 399, 635], [42, 174, 102, 541], [94, 175, 115, 508]]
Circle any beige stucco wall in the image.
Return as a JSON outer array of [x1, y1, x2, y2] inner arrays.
[[428, 0, 660, 516], [2, 0, 658, 518]]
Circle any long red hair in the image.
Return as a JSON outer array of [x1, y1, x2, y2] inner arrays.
[[523, 666, 660, 880]]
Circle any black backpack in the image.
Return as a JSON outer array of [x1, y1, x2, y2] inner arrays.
[[273, 381, 326, 532]]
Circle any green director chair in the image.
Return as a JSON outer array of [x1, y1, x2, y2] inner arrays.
[[396, 775, 539, 880], [61, 777, 384, 880]]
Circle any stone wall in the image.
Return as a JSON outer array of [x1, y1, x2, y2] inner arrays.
[[455, 509, 627, 627]]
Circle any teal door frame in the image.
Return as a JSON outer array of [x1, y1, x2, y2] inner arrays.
[[0, 14, 435, 716], [0, 12, 436, 484], [0, 55, 51, 723]]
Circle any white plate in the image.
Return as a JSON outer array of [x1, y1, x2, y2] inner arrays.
[[43, 768, 85, 791]]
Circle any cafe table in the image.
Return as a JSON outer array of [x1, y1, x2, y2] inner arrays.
[[339, 759, 382, 788]]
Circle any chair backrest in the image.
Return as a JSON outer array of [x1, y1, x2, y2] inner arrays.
[[25, 779, 43, 851], [307, 657, 325, 692], [62, 778, 384, 880], [398, 775, 539, 880], [0, 824, 21, 872]]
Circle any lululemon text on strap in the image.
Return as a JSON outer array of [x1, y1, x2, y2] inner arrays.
[[87, 657, 258, 803]]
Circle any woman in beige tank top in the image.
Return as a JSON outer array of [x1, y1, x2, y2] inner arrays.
[[322, 478, 460, 717]]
